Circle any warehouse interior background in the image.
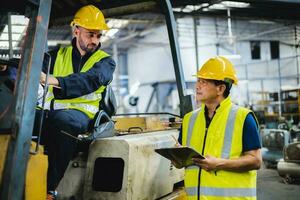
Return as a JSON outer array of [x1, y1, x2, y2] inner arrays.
[[2, 0, 300, 126], [1, 0, 300, 199]]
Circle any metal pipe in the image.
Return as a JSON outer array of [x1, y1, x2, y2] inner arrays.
[[34, 53, 52, 153], [277, 59, 282, 117], [158, 0, 194, 117], [227, 8, 233, 45], [245, 64, 250, 105], [193, 16, 199, 72], [113, 43, 120, 107], [214, 17, 220, 55], [145, 86, 156, 112], [294, 26, 299, 85], [7, 12, 13, 59], [277, 160, 300, 177]]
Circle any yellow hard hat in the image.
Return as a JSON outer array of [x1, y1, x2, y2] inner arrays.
[[195, 56, 238, 85], [70, 5, 109, 30]]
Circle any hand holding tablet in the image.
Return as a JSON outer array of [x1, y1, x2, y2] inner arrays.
[[155, 146, 205, 168]]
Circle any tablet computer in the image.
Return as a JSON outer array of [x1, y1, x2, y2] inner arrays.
[[155, 146, 205, 168]]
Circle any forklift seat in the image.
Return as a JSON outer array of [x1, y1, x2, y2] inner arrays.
[[76, 85, 117, 151], [83, 84, 117, 137], [98, 85, 117, 118]]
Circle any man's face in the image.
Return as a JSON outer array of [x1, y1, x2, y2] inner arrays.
[[195, 78, 220, 105], [75, 26, 102, 54]]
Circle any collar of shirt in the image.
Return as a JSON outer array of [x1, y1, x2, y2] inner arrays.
[[204, 105, 220, 128]]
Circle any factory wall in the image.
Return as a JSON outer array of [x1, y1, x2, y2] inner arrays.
[[126, 16, 299, 112]]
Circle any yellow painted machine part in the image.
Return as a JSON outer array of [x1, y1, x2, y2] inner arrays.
[[25, 142, 48, 200], [161, 187, 188, 200], [114, 116, 166, 133], [0, 134, 11, 184]]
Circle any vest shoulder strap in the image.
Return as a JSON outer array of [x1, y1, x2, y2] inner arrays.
[[186, 108, 202, 146]]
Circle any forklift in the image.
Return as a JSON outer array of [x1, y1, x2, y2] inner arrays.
[[0, 0, 194, 199]]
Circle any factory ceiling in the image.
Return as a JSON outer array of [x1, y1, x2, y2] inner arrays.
[[1, 0, 300, 56]]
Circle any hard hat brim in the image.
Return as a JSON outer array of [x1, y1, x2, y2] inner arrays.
[[192, 74, 238, 85], [70, 21, 110, 31]]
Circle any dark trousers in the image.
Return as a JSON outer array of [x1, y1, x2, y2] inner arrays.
[[33, 109, 90, 191]]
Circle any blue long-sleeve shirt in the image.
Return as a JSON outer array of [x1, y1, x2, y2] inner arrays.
[[43, 38, 116, 100]]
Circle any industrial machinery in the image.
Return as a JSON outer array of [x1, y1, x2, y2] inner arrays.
[[277, 127, 300, 184], [261, 126, 300, 184], [261, 129, 291, 168], [0, 0, 194, 199], [277, 142, 300, 184], [58, 126, 185, 200]]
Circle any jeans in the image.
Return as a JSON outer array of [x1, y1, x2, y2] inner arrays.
[[33, 109, 90, 191]]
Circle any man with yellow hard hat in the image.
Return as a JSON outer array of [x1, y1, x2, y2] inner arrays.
[[34, 5, 115, 200], [179, 56, 262, 200]]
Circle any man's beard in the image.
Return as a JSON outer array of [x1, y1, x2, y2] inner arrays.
[[79, 40, 97, 53], [82, 44, 96, 53]]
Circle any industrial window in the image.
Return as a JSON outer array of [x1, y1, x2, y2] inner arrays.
[[270, 41, 280, 59], [250, 41, 261, 59]]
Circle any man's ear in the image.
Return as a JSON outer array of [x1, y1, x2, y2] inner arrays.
[[73, 27, 79, 37], [217, 84, 226, 96]]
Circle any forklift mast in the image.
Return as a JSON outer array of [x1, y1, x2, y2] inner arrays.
[[0, 0, 52, 199], [0, 0, 194, 199]]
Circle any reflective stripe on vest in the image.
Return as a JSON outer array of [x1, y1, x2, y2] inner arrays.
[[187, 105, 239, 155], [222, 105, 239, 158], [187, 108, 201, 146], [186, 187, 256, 197], [44, 46, 109, 118], [44, 86, 105, 117], [51, 102, 99, 114]]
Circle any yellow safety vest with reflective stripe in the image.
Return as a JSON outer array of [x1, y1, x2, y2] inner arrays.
[[182, 97, 257, 200], [44, 46, 109, 119]]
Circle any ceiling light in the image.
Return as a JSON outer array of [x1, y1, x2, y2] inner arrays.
[[200, 3, 209, 7], [182, 7, 192, 13], [101, 19, 130, 42], [181, 5, 202, 13], [209, 1, 250, 10], [173, 8, 182, 12], [104, 28, 119, 38], [209, 4, 227, 10], [174, 5, 205, 13], [106, 19, 129, 29], [222, 1, 250, 8], [101, 29, 119, 43], [187, 5, 202, 10]]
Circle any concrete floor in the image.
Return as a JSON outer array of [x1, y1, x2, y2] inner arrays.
[[257, 167, 300, 200]]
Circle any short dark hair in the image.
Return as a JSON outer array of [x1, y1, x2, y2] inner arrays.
[[212, 79, 233, 98]]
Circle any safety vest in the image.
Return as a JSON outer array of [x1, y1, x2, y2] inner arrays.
[[182, 97, 257, 200], [44, 46, 109, 119]]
